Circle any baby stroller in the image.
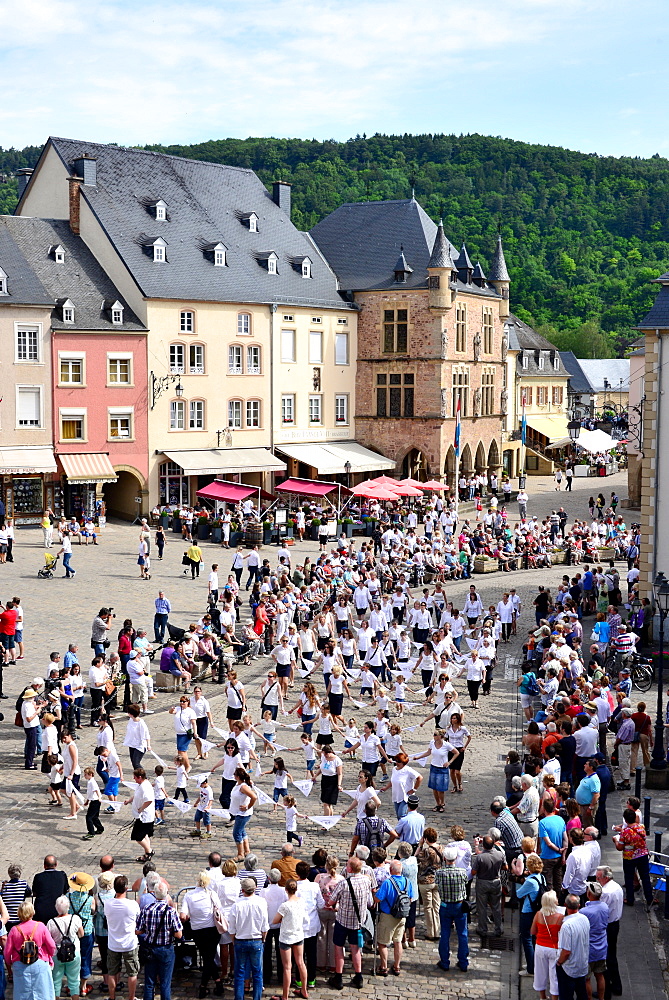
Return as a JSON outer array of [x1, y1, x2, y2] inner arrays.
[[37, 552, 60, 578]]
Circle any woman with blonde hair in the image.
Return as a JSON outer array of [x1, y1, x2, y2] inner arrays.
[[516, 854, 545, 979], [288, 682, 320, 736], [315, 856, 343, 973], [529, 889, 563, 1000], [4, 899, 56, 999]]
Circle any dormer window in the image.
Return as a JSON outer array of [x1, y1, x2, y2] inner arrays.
[[522, 353, 529, 370], [202, 242, 227, 267], [553, 354, 560, 371], [302, 259, 311, 278], [241, 213, 259, 233], [0, 266, 7, 296], [215, 248, 225, 267], [51, 245, 65, 263], [61, 298, 75, 324], [111, 302, 123, 325], [139, 235, 168, 262], [154, 244, 165, 262], [537, 352, 545, 371], [155, 202, 167, 221], [268, 257, 277, 275]]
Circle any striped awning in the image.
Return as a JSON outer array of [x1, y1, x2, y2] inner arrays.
[[59, 452, 118, 484]]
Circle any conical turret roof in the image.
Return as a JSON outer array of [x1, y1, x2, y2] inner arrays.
[[427, 220, 451, 269], [488, 234, 510, 282]]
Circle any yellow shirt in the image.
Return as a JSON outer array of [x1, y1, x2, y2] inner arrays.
[[187, 545, 202, 562]]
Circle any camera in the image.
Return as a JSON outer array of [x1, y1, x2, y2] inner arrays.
[[108, 607, 116, 619]]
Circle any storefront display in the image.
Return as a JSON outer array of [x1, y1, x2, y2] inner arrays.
[[1, 475, 62, 525], [66, 482, 98, 520]]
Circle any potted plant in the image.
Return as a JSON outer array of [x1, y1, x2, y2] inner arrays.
[[286, 518, 296, 539], [343, 517, 354, 538], [159, 509, 170, 529], [310, 517, 321, 541], [229, 520, 243, 547], [211, 518, 222, 544], [197, 515, 210, 540], [172, 508, 182, 533], [263, 519, 274, 544], [473, 554, 498, 574]]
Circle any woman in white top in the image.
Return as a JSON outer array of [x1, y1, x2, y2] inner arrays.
[[260, 670, 284, 720], [445, 713, 472, 793], [464, 649, 486, 709], [61, 733, 81, 820], [226, 670, 246, 728], [298, 622, 316, 663], [288, 682, 320, 736], [122, 704, 152, 769], [191, 686, 214, 759], [415, 641, 439, 699], [169, 695, 198, 754], [413, 729, 458, 811], [326, 663, 352, 724], [70, 664, 85, 730], [47, 894, 85, 987], [380, 754, 422, 819], [179, 871, 221, 995], [276, 880, 308, 1000], [341, 769, 381, 822], [341, 721, 388, 778], [210, 738, 243, 812], [338, 629, 358, 671], [229, 767, 257, 860], [315, 613, 334, 652]]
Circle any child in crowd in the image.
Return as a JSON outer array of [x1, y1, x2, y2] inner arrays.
[[283, 794, 305, 847], [81, 766, 104, 840], [48, 752, 64, 806], [385, 723, 404, 761], [285, 732, 317, 780], [343, 718, 359, 756], [153, 764, 166, 826], [173, 751, 191, 802], [191, 776, 214, 839], [264, 756, 293, 810]]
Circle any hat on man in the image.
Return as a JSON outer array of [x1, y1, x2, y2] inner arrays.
[[585, 702, 597, 712], [129, 650, 138, 658], [69, 871, 95, 893], [593, 752, 606, 762], [22, 688, 37, 699], [407, 793, 420, 807], [443, 846, 458, 862]]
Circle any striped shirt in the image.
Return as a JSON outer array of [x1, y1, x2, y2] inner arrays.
[[0, 879, 30, 921]]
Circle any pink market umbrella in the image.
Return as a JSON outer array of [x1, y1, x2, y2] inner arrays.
[[390, 482, 423, 496], [351, 481, 398, 497], [398, 477, 424, 489], [364, 484, 403, 501], [422, 479, 448, 491]]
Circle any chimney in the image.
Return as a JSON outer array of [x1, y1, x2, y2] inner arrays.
[[68, 176, 82, 234], [16, 168, 33, 200], [73, 154, 97, 187], [272, 181, 291, 218]]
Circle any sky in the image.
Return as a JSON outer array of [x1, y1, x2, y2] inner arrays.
[[0, 0, 668, 158]]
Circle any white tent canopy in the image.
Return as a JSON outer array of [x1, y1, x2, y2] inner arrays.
[[546, 428, 617, 453]]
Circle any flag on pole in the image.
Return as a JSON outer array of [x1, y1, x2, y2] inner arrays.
[[521, 391, 527, 446], [454, 395, 461, 458]]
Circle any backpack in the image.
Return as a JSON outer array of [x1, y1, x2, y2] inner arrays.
[[525, 673, 540, 696], [388, 875, 412, 920], [56, 916, 76, 963], [363, 817, 385, 851], [528, 873, 548, 914], [18, 926, 39, 965]]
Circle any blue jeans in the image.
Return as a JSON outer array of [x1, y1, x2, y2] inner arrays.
[[144, 944, 175, 1000], [63, 551, 74, 576], [154, 612, 168, 643], [519, 909, 535, 973], [394, 800, 408, 820], [80, 932, 95, 978], [234, 939, 263, 1000], [176, 733, 192, 753], [438, 902, 469, 970], [233, 813, 251, 843]]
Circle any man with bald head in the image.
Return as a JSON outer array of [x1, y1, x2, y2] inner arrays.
[[374, 858, 416, 975], [31, 854, 68, 923]]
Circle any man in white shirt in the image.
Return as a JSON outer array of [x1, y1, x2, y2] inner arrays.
[[596, 865, 623, 996], [582, 827, 601, 876], [124, 767, 155, 862], [228, 878, 269, 1000], [295, 861, 326, 986], [104, 874, 141, 1000], [496, 594, 514, 643]]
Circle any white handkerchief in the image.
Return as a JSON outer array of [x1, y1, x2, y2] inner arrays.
[[342, 789, 359, 799], [168, 798, 192, 814], [254, 761, 263, 777], [213, 726, 229, 738], [353, 701, 367, 709], [282, 723, 300, 730], [273, 744, 288, 752], [292, 779, 314, 797], [148, 749, 168, 768], [122, 780, 138, 790], [191, 771, 211, 784], [402, 725, 417, 732], [106, 802, 124, 812], [255, 788, 274, 806], [210, 808, 230, 818], [309, 814, 342, 830], [199, 739, 217, 754]]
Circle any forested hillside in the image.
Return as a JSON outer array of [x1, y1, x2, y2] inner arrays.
[[2, 133, 668, 355]]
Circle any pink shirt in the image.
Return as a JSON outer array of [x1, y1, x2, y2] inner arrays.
[[5, 920, 56, 965]]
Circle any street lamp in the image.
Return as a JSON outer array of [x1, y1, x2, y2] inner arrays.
[[567, 417, 581, 442], [650, 575, 669, 770], [344, 460, 351, 488]]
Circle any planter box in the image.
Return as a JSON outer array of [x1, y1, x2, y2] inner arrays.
[[197, 523, 210, 540], [229, 531, 243, 547], [211, 527, 222, 544], [550, 551, 566, 564], [598, 547, 617, 560], [344, 523, 354, 537], [574, 466, 590, 478], [365, 521, 375, 536], [474, 559, 498, 574], [285, 526, 294, 538], [263, 528, 273, 544], [172, 516, 182, 533], [310, 524, 320, 541], [159, 515, 170, 529]]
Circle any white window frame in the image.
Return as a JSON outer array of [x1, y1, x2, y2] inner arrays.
[[311, 316, 322, 325], [337, 317, 348, 326], [309, 330, 323, 364], [228, 344, 243, 375], [59, 406, 86, 441], [237, 313, 251, 336], [267, 256, 277, 275], [0, 267, 7, 295], [108, 406, 134, 440], [281, 394, 295, 425], [538, 353, 545, 371], [188, 343, 205, 374], [58, 352, 85, 386], [189, 399, 205, 430], [170, 399, 186, 430], [107, 353, 133, 386], [553, 356, 560, 371], [335, 393, 349, 425], [281, 328, 296, 363], [228, 399, 242, 429], [169, 343, 185, 374], [246, 399, 261, 428], [111, 305, 123, 325], [522, 353, 529, 370], [214, 248, 226, 267], [335, 331, 349, 365], [15, 323, 41, 363], [54, 247, 65, 264], [248, 214, 258, 233], [283, 315, 294, 322], [153, 242, 166, 262], [16, 385, 43, 429], [308, 394, 322, 425], [155, 201, 167, 221], [302, 259, 312, 278], [63, 306, 75, 324], [180, 310, 195, 333], [246, 345, 261, 374]]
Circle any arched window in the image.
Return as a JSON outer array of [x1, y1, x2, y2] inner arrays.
[[188, 343, 205, 374], [228, 345, 243, 374], [246, 399, 261, 428], [169, 342, 185, 374], [246, 345, 261, 374], [180, 310, 195, 333], [228, 399, 243, 428], [189, 399, 205, 430], [237, 313, 252, 336], [170, 398, 185, 430]]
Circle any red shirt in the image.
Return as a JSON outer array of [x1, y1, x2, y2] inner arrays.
[[118, 634, 132, 655], [0, 608, 18, 635]]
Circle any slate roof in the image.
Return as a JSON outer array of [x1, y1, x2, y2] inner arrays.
[[559, 352, 592, 394], [39, 137, 351, 310], [504, 313, 569, 376], [576, 358, 630, 393], [488, 235, 510, 282], [0, 216, 145, 331], [0, 224, 53, 306], [637, 284, 669, 329], [427, 221, 452, 269]]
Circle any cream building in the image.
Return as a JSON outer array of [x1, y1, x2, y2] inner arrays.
[[17, 138, 372, 510]]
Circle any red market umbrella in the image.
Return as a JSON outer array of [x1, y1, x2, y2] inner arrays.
[[365, 485, 403, 500], [398, 477, 424, 489], [390, 482, 423, 496], [351, 481, 393, 497], [422, 479, 448, 491]]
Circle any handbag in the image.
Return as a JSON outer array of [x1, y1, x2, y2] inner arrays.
[[104, 679, 115, 697], [345, 876, 374, 946], [209, 890, 228, 934]]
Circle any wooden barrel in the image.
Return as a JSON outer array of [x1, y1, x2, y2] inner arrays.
[[244, 522, 263, 548]]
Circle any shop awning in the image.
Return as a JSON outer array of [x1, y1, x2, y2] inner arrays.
[[58, 452, 118, 484], [163, 449, 286, 476], [197, 480, 274, 503], [276, 477, 352, 498], [524, 416, 570, 443], [0, 446, 57, 474], [274, 440, 394, 475]]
